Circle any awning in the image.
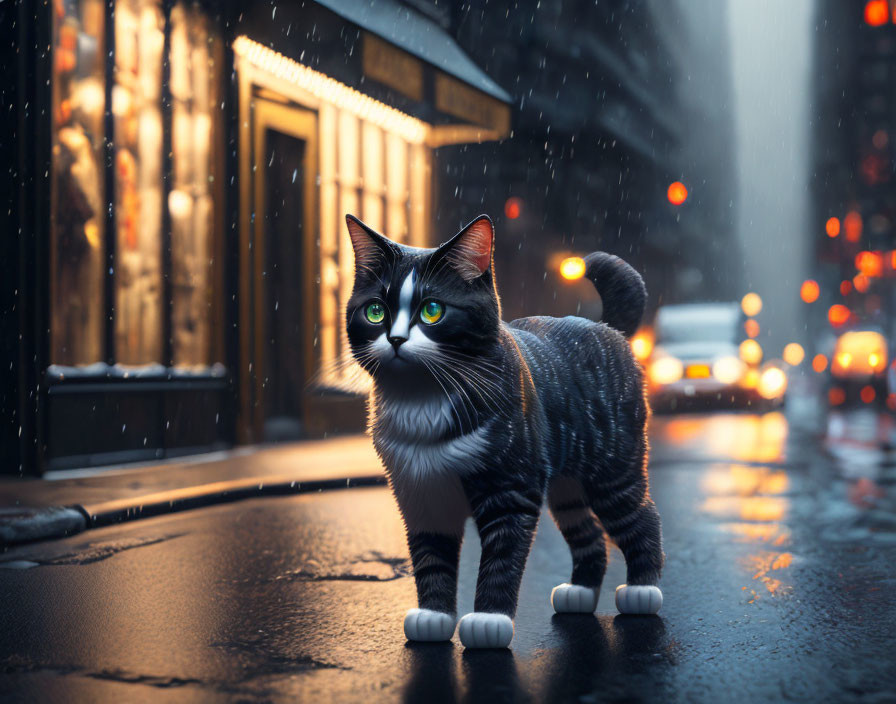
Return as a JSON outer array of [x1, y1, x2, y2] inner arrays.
[[315, 0, 511, 104]]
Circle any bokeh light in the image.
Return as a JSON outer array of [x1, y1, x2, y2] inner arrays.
[[504, 197, 522, 219], [864, 0, 889, 26], [828, 304, 851, 326], [741, 292, 762, 317], [783, 343, 805, 366], [667, 181, 688, 205], [800, 280, 819, 303], [812, 354, 828, 373], [825, 217, 840, 237], [744, 319, 760, 338], [860, 385, 876, 404], [739, 339, 763, 365], [559, 256, 586, 281]]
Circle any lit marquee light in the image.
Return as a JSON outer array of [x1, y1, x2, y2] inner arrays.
[[232, 36, 428, 144]]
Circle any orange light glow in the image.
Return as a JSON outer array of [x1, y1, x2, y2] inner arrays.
[[825, 217, 840, 237], [812, 354, 828, 373], [828, 304, 851, 326], [504, 197, 522, 220], [844, 211, 863, 242], [800, 279, 819, 303], [741, 292, 762, 317], [840, 280, 853, 296], [853, 273, 870, 293], [861, 385, 876, 404], [888, 394, 896, 411], [891, 251, 896, 270], [782, 343, 805, 366], [855, 251, 884, 277], [630, 330, 654, 362], [865, 0, 889, 25], [745, 319, 760, 338], [667, 181, 688, 205], [559, 256, 587, 281], [739, 339, 763, 365], [828, 387, 846, 406]]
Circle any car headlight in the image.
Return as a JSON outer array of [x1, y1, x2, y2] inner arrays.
[[649, 356, 683, 385], [712, 356, 745, 384]]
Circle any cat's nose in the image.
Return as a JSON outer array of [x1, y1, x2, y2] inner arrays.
[[388, 335, 407, 352]]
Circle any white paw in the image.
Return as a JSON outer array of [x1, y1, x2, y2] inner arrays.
[[551, 583, 599, 613], [615, 584, 663, 614], [457, 612, 514, 648], [403, 608, 457, 641]]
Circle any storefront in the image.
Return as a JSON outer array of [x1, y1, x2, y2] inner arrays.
[[2, 0, 510, 474]]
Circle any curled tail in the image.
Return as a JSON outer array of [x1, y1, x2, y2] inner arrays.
[[583, 252, 646, 338]]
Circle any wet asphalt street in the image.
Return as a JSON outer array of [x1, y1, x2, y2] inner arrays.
[[2, 410, 896, 703]]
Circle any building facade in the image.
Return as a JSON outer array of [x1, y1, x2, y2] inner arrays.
[[1, 0, 509, 474]]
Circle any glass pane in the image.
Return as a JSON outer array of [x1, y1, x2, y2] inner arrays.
[[169, 2, 219, 367], [50, 0, 106, 365], [113, 0, 164, 364]]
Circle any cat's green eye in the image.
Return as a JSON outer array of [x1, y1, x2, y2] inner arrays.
[[420, 300, 444, 325], [365, 302, 386, 324]]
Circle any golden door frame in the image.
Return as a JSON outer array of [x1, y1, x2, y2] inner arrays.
[[241, 97, 318, 442]]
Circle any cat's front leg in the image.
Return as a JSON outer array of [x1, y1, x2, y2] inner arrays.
[[404, 531, 463, 641], [458, 480, 541, 648]]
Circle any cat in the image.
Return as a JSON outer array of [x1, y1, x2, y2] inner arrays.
[[344, 213, 664, 649]]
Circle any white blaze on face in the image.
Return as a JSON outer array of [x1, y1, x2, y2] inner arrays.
[[390, 270, 416, 340]]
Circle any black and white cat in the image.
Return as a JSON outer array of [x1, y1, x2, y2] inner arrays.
[[344, 214, 664, 649]]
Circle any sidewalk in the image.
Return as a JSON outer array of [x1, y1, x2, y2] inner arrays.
[[0, 435, 386, 547]]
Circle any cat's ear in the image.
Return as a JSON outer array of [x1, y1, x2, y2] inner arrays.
[[440, 215, 494, 282], [345, 215, 395, 271]]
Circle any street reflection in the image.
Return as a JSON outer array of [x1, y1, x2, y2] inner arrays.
[[692, 413, 795, 602], [657, 412, 789, 463]]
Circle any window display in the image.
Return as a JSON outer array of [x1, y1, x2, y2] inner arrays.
[[50, 0, 106, 365], [169, 2, 219, 367], [113, 0, 165, 364]]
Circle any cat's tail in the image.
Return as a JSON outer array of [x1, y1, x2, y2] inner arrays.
[[583, 252, 646, 338]]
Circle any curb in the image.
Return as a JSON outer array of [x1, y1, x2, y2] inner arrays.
[[0, 473, 386, 549]]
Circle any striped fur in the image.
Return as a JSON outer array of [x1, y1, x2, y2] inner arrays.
[[345, 215, 664, 629]]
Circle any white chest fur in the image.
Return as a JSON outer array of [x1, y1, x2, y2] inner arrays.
[[372, 394, 486, 535]]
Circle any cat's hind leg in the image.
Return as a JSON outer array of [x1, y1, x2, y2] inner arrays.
[[548, 477, 607, 613], [587, 460, 664, 615]]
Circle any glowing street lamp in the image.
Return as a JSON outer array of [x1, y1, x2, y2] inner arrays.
[[559, 256, 586, 281]]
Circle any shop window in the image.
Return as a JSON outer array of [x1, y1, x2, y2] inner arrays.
[[51, 0, 223, 371], [50, 0, 106, 365], [113, 0, 165, 364], [169, 2, 220, 367]]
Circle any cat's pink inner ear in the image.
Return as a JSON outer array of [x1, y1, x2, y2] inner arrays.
[[448, 218, 494, 281], [346, 215, 381, 268]]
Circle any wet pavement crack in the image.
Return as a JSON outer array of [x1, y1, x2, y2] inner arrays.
[[86, 668, 201, 688], [1, 534, 186, 568], [266, 550, 411, 583]]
